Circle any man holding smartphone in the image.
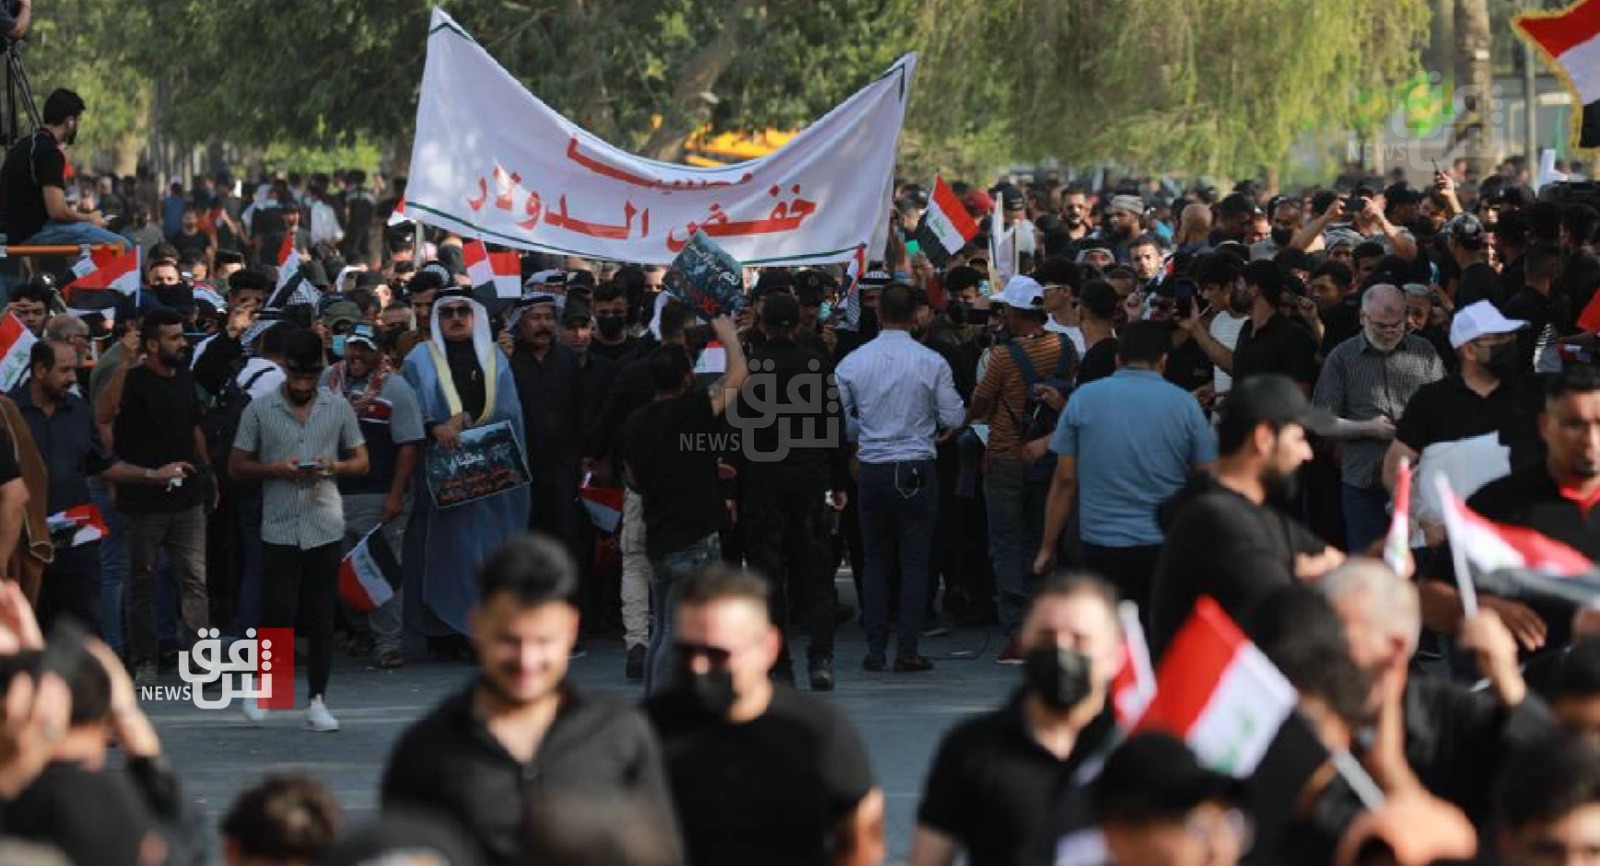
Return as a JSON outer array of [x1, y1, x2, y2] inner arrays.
[[231, 328, 368, 732]]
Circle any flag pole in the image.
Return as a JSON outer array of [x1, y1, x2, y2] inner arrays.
[[1433, 474, 1479, 618], [1331, 750, 1386, 810]]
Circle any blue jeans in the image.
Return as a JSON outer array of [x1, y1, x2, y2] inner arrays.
[[1341, 482, 1391, 554], [22, 221, 128, 248], [985, 458, 1048, 637], [644, 534, 722, 696], [858, 460, 938, 658], [91, 483, 128, 654]]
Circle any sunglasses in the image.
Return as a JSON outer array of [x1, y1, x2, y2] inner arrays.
[[438, 305, 473, 320]]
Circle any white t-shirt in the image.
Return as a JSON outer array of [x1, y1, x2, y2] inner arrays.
[[1209, 311, 1249, 395], [236, 358, 284, 400], [1045, 318, 1088, 358]]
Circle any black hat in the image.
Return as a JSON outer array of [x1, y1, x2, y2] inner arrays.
[[1095, 732, 1245, 824], [1002, 189, 1026, 211], [761, 293, 800, 330], [753, 269, 796, 298], [1219, 373, 1335, 436], [282, 328, 326, 376], [1219, 192, 1265, 217], [562, 297, 592, 324]]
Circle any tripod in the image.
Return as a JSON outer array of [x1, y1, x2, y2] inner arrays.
[[2, 39, 40, 149]]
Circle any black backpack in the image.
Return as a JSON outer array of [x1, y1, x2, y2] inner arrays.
[[1003, 335, 1078, 480], [202, 366, 272, 485]]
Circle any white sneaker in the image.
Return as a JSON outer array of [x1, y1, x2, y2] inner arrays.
[[305, 696, 340, 732], [240, 700, 268, 724]]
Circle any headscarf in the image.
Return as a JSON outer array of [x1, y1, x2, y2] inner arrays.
[[427, 288, 497, 425]]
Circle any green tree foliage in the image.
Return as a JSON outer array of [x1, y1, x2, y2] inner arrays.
[[17, 0, 1435, 180], [910, 0, 1433, 177]]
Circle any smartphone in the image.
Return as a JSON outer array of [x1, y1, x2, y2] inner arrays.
[[1172, 279, 1197, 318], [296, 460, 321, 472]]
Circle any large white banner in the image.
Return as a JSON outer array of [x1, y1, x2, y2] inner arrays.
[[407, 10, 915, 266]]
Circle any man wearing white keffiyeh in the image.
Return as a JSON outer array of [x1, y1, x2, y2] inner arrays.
[[399, 286, 530, 642]]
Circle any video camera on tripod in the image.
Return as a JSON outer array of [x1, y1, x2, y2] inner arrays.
[[0, 0, 41, 149]]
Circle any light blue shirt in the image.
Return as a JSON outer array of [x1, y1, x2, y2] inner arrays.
[[1050, 368, 1216, 547], [836, 330, 965, 464]]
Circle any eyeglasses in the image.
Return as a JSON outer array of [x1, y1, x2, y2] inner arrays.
[[438, 305, 473, 320]]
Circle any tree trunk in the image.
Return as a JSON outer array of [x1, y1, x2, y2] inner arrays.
[[638, 0, 765, 162], [1454, 0, 1496, 178]]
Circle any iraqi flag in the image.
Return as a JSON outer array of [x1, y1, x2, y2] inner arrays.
[[1135, 597, 1332, 857], [0, 312, 36, 392], [1383, 456, 1414, 574], [267, 233, 319, 309], [914, 177, 981, 266], [464, 239, 522, 299], [46, 504, 107, 549], [580, 473, 624, 534], [387, 194, 409, 227], [1111, 601, 1156, 728], [1136, 597, 1300, 776], [338, 526, 401, 613], [67, 246, 141, 314], [1516, 0, 1600, 150], [1437, 479, 1600, 606]]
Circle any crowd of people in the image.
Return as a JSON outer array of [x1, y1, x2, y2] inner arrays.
[[0, 88, 1599, 865]]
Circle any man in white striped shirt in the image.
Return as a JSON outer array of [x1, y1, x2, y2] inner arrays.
[[231, 328, 369, 732], [836, 284, 965, 673]]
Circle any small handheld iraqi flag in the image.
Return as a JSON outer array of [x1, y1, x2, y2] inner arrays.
[[268, 233, 320, 309], [1135, 597, 1299, 777], [1110, 601, 1156, 728], [913, 176, 981, 266], [464, 239, 522, 299], [69, 245, 141, 297], [1436, 474, 1600, 610], [579, 473, 624, 534], [46, 504, 108, 549], [338, 525, 401, 614], [1383, 456, 1414, 575], [0, 312, 37, 393]]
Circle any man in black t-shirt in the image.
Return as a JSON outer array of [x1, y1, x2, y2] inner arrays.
[[1150, 374, 1343, 659], [0, 89, 123, 249], [1182, 260, 1318, 395], [619, 316, 748, 695], [909, 575, 1120, 866], [646, 566, 882, 866], [107, 308, 212, 683]]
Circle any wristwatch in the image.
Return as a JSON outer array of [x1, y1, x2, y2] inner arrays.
[[143, 467, 155, 481]]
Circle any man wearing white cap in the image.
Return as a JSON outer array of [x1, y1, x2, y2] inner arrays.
[[400, 286, 531, 645], [960, 275, 1079, 661], [1383, 301, 1547, 651]]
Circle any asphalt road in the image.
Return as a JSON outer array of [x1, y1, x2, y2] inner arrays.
[[140, 586, 1016, 866]]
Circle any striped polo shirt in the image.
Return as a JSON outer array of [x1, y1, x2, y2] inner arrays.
[[234, 386, 365, 549]]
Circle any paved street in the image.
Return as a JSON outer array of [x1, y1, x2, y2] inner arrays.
[[140, 585, 1015, 866]]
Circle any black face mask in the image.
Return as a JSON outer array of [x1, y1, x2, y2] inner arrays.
[[596, 315, 627, 339], [1024, 645, 1094, 711], [667, 664, 736, 720], [1483, 340, 1523, 379], [1271, 227, 1295, 247]]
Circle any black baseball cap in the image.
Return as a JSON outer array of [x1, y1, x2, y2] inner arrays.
[[1220, 373, 1335, 436], [761, 293, 800, 330], [1094, 732, 1246, 825]]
